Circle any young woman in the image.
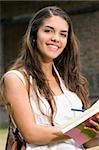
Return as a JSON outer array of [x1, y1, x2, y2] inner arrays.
[[0, 6, 99, 150]]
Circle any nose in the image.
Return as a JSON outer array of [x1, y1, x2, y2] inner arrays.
[[51, 33, 60, 42]]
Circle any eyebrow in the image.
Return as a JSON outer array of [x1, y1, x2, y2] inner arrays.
[[45, 25, 68, 33]]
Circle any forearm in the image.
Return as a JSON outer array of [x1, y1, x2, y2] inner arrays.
[[23, 124, 70, 145]]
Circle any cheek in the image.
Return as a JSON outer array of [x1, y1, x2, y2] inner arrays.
[[63, 39, 67, 49], [36, 35, 43, 49], [37, 32, 46, 48], [36, 40, 42, 52]]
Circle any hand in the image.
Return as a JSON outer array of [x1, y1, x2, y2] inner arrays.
[[83, 113, 99, 149], [84, 112, 99, 134]]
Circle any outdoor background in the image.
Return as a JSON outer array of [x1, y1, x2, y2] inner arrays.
[[0, 1, 99, 150]]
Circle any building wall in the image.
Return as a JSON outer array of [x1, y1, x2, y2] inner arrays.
[[71, 11, 99, 96]]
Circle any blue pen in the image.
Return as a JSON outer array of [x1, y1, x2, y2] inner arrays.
[[71, 108, 85, 112]]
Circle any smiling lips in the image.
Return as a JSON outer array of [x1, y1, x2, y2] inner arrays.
[[47, 44, 59, 51]]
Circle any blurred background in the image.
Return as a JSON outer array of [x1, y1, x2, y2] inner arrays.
[[0, 0, 99, 128]]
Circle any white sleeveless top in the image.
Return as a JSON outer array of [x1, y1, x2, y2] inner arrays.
[[4, 66, 85, 150]]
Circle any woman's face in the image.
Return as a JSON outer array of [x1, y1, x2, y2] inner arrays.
[[36, 15, 69, 62]]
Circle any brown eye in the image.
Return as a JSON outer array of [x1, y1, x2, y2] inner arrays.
[[44, 29, 52, 33], [60, 33, 67, 38]]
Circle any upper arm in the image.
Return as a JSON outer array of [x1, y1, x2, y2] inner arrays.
[[3, 73, 36, 140]]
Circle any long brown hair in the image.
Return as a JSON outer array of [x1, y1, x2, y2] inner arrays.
[[1, 6, 90, 124]]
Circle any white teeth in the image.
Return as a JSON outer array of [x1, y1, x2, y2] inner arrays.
[[48, 45, 58, 50]]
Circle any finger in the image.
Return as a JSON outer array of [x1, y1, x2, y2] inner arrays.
[[90, 119, 99, 130], [84, 126, 99, 134], [91, 113, 99, 122], [96, 114, 99, 122], [87, 120, 99, 134]]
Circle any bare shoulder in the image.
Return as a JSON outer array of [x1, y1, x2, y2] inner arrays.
[[3, 70, 26, 87], [3, 71, 28, 102], [2, 70, 29, 108]]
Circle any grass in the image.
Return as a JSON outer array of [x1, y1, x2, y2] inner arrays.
[[0, 128, 8, 150]]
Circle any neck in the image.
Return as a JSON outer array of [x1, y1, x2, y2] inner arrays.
[[41, 62, 54, 79]]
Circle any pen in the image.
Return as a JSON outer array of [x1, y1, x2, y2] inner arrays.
[[71, 108, 85, 112]]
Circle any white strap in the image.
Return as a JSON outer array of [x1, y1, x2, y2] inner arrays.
[[4, 70, 26, 85]]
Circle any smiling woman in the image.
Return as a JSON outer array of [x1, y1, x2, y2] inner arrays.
[[0, 6, 99, 150]]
